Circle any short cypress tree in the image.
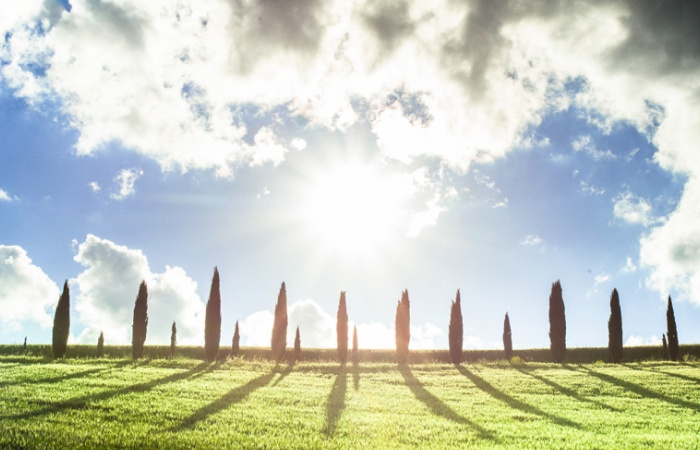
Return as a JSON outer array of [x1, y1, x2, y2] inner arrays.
[[337, 291, 349, 363], [608, 288, 623, 363], [132, 281, 148, 360], [204, 267, 222, 362], [352, 325, 359, 364], [271, 282, 288, 362], [294, 326, 301, 362], [231, 320, 240, 358], [662, 333, 669, 360], [97, 332, 104, 358], [170, 322, 177, 358], [503, 312, 513, 361], [548, 280, 566, 363], [395, 289, 410, 365], [23, 337, 27, 353], [52, 281, 70, 359], [666, 296, 679, 361], [448, 290, 463, 364]]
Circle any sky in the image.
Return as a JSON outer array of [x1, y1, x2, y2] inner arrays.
[[1, 0, 700, 351]]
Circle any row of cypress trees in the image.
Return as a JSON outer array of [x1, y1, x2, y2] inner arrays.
[[49, 274, 683, 363]]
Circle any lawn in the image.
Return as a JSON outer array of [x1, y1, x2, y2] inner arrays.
[[0, 356, 699, 449]]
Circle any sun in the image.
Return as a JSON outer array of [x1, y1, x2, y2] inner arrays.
[[300, 163, 409, 257]]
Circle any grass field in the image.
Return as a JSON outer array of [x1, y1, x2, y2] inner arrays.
[[1, 356, 699, 449]]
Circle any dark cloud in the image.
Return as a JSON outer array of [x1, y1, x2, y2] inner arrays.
[[361, 0, 415, 52]]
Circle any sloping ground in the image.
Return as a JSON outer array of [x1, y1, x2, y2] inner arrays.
[[0, 357, 698, 449]]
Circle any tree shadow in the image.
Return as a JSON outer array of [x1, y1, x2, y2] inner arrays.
[[577, 366, 700, 412], [323, 365, 347, 436], [400, 366, 495, 441], [1, 362, 210, 421], [271, 362, 295, 387], [456, 366, 580, 429], [175, 371, 276, 430], [513, 366, 621, 412], [623, 364, 700, 385], [352, 362, 360, 391]]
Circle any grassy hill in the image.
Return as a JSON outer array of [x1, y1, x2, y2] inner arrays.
[[1, 354, 699, 448]]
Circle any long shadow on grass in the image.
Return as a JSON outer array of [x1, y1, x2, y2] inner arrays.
[[174, 371, 276, 430], [352, 362, 359, 391], [575, 366, 700, 412], [513, 366, 621, 412], [271, 363, 295, 387], [457, 366, 580, 429], [1, 362, 210, 421], [400, 366, 495, 441], [324, 365, 347, 436], [624, 364, 700, 385]]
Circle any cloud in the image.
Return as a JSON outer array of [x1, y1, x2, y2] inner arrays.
[[572, 135, 616, 161], [110, 168, 143, 200], [0, 245, 59, 330], [621, 257, 637, 274], [624, 335, 661, 347], [594, 273, 611, 286], [521, 234, 543, 247], [0, 188, 17, 202], [613, 191, 654, 227], [88, 181, 101, 192], [72, 234, 204, 344]]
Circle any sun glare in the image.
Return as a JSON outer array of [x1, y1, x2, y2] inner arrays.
[[301, 163, 409, 257]]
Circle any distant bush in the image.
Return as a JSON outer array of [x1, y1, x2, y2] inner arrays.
[[509, 356, 522, 365]]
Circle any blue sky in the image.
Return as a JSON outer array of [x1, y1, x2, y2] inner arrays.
[[1, 0, 699, 352]]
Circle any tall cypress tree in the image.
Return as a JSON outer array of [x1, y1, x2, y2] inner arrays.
[[448, 290, 463, 364], [503, 312, 513, 361], [97, 331, 104, 358], [231, 320, 240, 358], [52, 281, 70, 359], [204, 267, 222, 362], [662, 333, 669, 360], [395, 289, 410, 365], [132, 280, 148, 360], [337, 291, 349, 363], [548, 280, 566, 363], [608, 288, 623, 363], [170, 322, 177, 358], [271, 282, 288, 362], [352, 325, 359, 364], [666, 296, 679, 361], [294, 326, 301, 362]]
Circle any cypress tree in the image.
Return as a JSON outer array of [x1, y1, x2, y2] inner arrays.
[[170, 322, 177, 358], [97, 331, 104, 358], [294, 326, 301, 362], [503, 312, 513, 361], [23, 337, 27, 353], [271, 282, 288, 362], [52, 280, 70, 359], [448, 290, 463, 365], [337, 291, 349, 363], [395, 289, 410, 365], [666, 296, 679, 361], [662, 333, 669, 360], [352, 325, 359, 364], [131, 280, 148, 360], [608, 288, 623, 363], [204, 267, 222, 362], [548, 280, 566, 363], [231, 320, 240, 358]]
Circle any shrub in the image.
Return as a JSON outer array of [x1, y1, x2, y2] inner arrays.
[[510, 356, 522, 365], [132, 281, 148, 360], [204, 267, 222, 362], [52, 281, 70, 359]]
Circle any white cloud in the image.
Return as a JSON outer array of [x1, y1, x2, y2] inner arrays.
[[0, 188, 17, 202], [594, 273, 611, 286], [624, 335, 661, 347], [463, 335, 501, 350], [290, 137, 307, 151], [613, 191, 654, 226], [621, 257, 637, 274], [288, 299, 336, 348], [521, 234, 543, 247], [406, 195, 446, 238], [88, 181, 101, 192], [579, 181, 605, 196], [248, 127, 288, 167], [0, 245, 59, 330], [572, 134, 616, 161], [238, 310, 274, 348], [110, 168, 143, 201], [72, 234, 205, 345]]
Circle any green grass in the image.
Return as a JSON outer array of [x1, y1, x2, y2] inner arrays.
[[1, 356, 699, 448]]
